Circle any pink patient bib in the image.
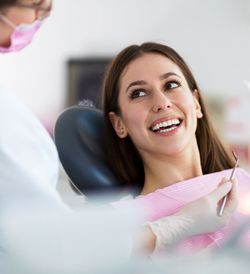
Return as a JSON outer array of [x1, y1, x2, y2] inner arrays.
[[115, 168, 250, 252]]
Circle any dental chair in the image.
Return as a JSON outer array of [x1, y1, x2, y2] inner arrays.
[[54, 105, 131, 200]]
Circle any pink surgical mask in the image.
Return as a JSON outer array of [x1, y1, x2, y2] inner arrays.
[[0, 14, 42, 53]]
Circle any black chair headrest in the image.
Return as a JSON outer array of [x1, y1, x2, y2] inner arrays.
[[54, 106, 127, 198]]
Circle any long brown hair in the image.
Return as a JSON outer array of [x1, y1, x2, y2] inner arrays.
[[102, 42, 234, 191]]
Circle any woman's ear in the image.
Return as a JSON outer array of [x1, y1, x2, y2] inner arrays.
[[109, 112, 128, 138], [193, 89, 203, 119]]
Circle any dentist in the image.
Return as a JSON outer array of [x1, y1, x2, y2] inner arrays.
[[0, 0, 63, 205], [0, 1, 238, 273]]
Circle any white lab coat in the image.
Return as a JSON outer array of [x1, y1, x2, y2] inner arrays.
[[0, 87, 134, 273], [0, 86, 62, 205]]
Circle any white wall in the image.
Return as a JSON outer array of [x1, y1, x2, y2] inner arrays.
[[0, 0, 249, 128]]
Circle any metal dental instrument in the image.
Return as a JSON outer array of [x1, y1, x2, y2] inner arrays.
[[218, 151, 239, 216]]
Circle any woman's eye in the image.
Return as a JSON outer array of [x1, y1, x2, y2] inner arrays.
[[130, 89, 147, 99], [164, 81, 180, 90]]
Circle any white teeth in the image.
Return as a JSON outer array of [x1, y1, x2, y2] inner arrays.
[[151, 119, 180, 131], [159, 126, 178, 133]]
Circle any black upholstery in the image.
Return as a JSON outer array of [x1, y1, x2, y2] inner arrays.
[[54, 106, 127, 198]]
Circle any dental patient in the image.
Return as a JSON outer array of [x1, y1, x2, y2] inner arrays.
[[101, 42, 250, 254]]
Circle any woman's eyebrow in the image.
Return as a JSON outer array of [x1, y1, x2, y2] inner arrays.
[[126, 80, 146, 92], [160, 72, 181, 80], [125, 72, 181, 92]]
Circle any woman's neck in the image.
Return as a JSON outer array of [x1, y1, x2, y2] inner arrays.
[[140, 145, 203, 195]]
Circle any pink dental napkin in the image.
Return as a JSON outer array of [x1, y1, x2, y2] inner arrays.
[[114, 168, 250, 252]]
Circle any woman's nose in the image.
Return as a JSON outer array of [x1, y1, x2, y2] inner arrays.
[[152, 92, 172, 113]]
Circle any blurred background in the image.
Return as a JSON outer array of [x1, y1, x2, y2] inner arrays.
[[0, 0, 250, 202]]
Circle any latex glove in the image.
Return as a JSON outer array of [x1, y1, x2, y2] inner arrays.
[[147, 178, 238, 252]]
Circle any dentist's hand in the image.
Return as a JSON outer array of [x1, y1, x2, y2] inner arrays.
[[143, 178, 238, 253]]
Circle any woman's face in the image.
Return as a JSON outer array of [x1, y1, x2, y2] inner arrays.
[[109, 53, 203, 159], [0, 0, 51, 46]]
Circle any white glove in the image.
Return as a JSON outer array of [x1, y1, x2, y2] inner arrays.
[[147, 178, 238, 252]]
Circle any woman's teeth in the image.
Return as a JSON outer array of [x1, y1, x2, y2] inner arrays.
[[151, 119, 181, 132]]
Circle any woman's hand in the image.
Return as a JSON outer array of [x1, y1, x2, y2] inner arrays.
[[139, 178, 238, 253]]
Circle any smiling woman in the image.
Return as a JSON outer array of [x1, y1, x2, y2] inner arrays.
[[101, 42, 250, 253], [102, 42, 235, 194]]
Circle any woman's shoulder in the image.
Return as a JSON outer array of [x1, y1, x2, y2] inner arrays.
[[235, 167, 250, 191], [236, 167, 250, 177]]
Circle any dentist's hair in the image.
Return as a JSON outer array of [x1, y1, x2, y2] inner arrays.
[[0, 0, 18, 8], [101, 42, 234, 191]]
